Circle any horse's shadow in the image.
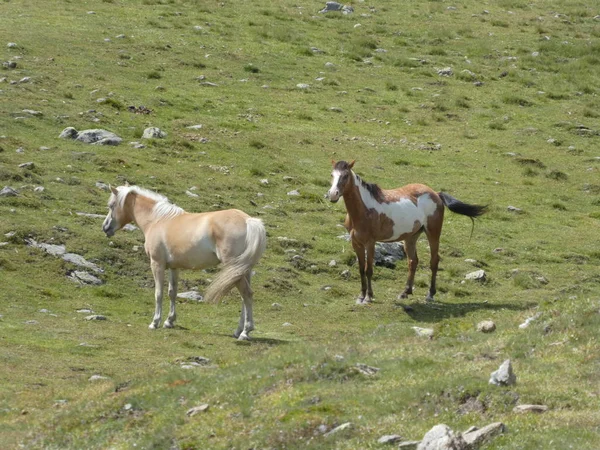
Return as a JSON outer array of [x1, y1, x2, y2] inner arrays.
[[396, 299, 535, 323], [213, 334, 289, 346]]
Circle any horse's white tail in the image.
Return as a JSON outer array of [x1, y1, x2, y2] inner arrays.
[[205, 217, 267, 303]]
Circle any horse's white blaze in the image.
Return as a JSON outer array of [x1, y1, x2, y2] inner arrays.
[[355, 174, 437, 241], [328, 169, 343, 200]]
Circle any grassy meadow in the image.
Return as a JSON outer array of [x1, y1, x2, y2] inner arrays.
[[1, 0, 600, 448]]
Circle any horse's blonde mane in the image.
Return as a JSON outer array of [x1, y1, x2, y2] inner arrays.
[[116, 185, 184, 220]]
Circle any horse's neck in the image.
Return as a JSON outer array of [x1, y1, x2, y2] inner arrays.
[[343, 175, 368, 220], [130, 195, 157, 233]]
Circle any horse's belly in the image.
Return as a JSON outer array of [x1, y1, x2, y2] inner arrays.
[[164, 234, 220, 270]]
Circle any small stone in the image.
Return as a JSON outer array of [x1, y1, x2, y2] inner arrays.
[[89, 375, 109, 381], [324, 422, 352, 437], [260, 179, 269, 185], [477, 320, 496, 333], [7, 43, 18, 48], [0, 186, 18, 197], [142, 127, 167, 139], [287, 190, 300, 196], [328, 260, 337, 267], [462, 422, 505, 447], [465, 269, 486, 281], [398, 441, 421, 449], [378, 434, 403, 444], [85, 315, 107, 321], [513, 404, 548, 413], [437, 67, 453, 76], [412, 327, 434, 338], [519, 312, 541, 329], [76, 309, 93, 313], [18, 162, 35, 169], [282, 322, 292, 327], [296, 83, 310, 89], [177, 291, 204, 302], [489, 359, 516, 386], [354, 363, 379, 376], [186, 124, 203, 129], [186, 404, 209, 416], [19, 77, 31, 83], [23, 109, 42, 116], [271, 303, 283, 310], [507, 205, 522, 213], [341, 269, 350, 279]]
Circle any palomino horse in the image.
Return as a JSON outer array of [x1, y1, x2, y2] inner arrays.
[[327, 160, 487, 304], [102, 185, 267, 340]]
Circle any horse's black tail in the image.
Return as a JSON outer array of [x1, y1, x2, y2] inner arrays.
[[438, 192, 487, 241]]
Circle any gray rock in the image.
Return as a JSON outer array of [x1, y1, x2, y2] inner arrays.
[[417, 424, 467, 450], [177, 291, 204, 302], [186, 404, 209, 416], [32, 241, 67, 257], [296, 83, 310, 89], [63, 253, 103, 273], [465, 270, 486, 282], [7, 43, 18, 48], [18, 162, 35, 169], [412, 327, 434, 338], [375, 241, 405, 268], [462, 422, 505, 447], [507, 205, 522, 213], [271, 302, 283, 310], [76, 309, 93, 313], [319, 2, 354, 14], [69, 271, 103, 286], [34, 186, 44, 193], [513, 404, 548, 413], [142, 127, 167, 139], [85, 314, 107, 321], [186, 124, 203, 129], [19, 77, 31, 84], [0, 186, 18, 197], [77, 129, 121, 145], [489, 359, 516, 386], [477, 320, 496, 333], [378, 434, 403, 444], [324, 422, 352, 437], [287, 190, 300, 196]]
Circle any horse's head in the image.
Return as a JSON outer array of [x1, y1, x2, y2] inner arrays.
[[327, 159, 355, 203], [102, 186, 130, 237]]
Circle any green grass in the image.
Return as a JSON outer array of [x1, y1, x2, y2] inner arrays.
[[1, 0, 600, 449]]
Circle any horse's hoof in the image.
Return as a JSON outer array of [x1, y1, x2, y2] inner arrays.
[[398, 292, 409, 300], [356, 297, 366, 305], [237, 333, 250, 341], [425, 295, 435, 303], [148, 323, 158, 330], [163, 321, 174, 329]]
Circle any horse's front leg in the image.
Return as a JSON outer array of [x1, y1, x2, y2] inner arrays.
[[351, 239, 368, 304], [149, 260, 166, 329], [364, 242, 375, 303], [164, 268, 179, 328]]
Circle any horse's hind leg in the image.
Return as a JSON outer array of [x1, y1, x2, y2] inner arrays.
[[425, 219, 442, 302], [234, 273, 254, 340], [149, 260, 165, 330], [399, 233, 420, 300], [164, 269, 179, 328]]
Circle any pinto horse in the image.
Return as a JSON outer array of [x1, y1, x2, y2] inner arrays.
[[102, 185, 266, 340], [327, 160, 487, 304]]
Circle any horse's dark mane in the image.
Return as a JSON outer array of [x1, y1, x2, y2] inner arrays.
[[356, 174, 385, 202]]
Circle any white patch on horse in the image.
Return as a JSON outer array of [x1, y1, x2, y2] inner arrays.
[[354, 174, 437, 241]]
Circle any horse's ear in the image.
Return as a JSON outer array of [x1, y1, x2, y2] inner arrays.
[[349, 160, 356, 169], [110, 185, 118, 195], [124, 181, 130, 187]]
